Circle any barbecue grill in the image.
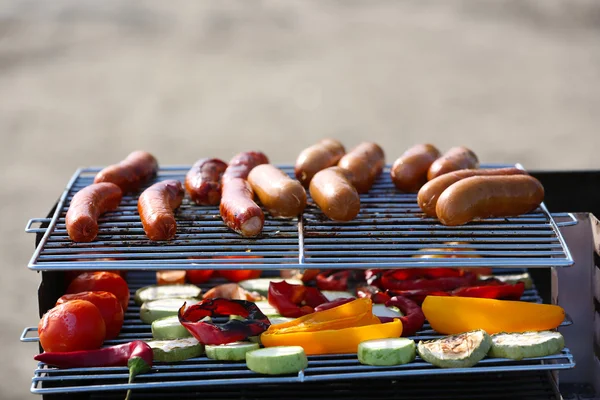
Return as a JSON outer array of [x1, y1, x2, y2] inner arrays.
[[21, 164, 600, 399]]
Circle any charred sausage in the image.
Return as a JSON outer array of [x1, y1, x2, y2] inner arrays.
[[427, 146, 478, 181], [220, 178, 265, 237], [390, 144, 441, 193], [418, 167, 527, 217], [295, 139, 345, 187], [222, 151, 269, 183], [94, 151, 159, 192], [185, 158, 228, 206], [309, 167, 360, 221], [435, 175, 544, 226], [338, 142, 385, 193], [66, 183, 123, 242], [138, 180, 185, 241], [248, 164, 307, 218]]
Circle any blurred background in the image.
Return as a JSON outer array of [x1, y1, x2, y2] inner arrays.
[[2, 0, 600, 398]]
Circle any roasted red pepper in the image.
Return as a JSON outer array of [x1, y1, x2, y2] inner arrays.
[[34, 340, 152, 400], [178, 299, 270, 345], [268, 280, 328, 317], [356, 285, 391, 304], [380, 270, 477, 291], [314, 297, 355, 312], [316, 270, 351, 291], [452, 282, 525, 300], [385, 296, 426, 337], [386, 289, 450, 306], [387, 268, 464, 280]]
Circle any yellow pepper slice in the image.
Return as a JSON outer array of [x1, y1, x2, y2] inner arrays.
[[262, 319, 403, 355]]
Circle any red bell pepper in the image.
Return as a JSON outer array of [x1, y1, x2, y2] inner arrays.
[[385, 289, 450, 306], [356, 285, 391, 304], [380, 270, 477, 291], [315, 270, 365, 291], [383, 296, 426, 337], [268, 280, 328, 318], [314, 297, 355, 312], [452, 282, 525, 300]]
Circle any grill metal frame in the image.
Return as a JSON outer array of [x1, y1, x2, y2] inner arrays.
[[26, 165, 575, 271]]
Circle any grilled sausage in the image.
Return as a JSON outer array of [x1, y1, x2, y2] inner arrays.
[[309, 167, 360, 221], [435, 175, 544, 226], [220, 178, 265, 237], [427, 146, 478, 181], [418, 167, 528, 217], [94, 151, 159, 192], [338, 142, 385, 193], [248, 164, 307, 218], [295, 139, 346, 187], [66, 183, 123, 242], [222, 151, 269, 183], [390, 144, 441, 193], [138, 180, 184, 241], [185, 158, 228, 206]]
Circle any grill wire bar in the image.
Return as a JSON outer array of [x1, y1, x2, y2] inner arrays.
[[27, 165, 574, 271], [28, 271, 575, 396]]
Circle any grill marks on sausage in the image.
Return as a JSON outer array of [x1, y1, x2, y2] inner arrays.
[[295, 139, 346, 187], [66, 183, 123, 242], [94, 151, 159, 192], [391, 144, 441, 193], [338, 142, 385, 193], [222, 151, 269, 183], [427, 146, 479, 181], [138, 180, 185, 241], [185, 158, 228, 206]]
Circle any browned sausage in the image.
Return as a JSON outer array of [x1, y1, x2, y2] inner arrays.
[[138, 180, 184, 241], [220, 178, 265, 237], [435, 175, 544, 226], [295, 139, 346, 187], [185, 158, 228, 206], [94, 151, 159, 192], [338, 142, 385, 193], [222, 151, 269, 183], [390, 144, 441, 193], [66, 183, 123, 242], [309, 167, 360, 221], [427, 146, 479, 181], [418, 167, 528, 217], [248, 164, 307, 218]]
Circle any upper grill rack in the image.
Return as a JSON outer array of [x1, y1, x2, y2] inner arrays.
[[26, 165, 575, 271]]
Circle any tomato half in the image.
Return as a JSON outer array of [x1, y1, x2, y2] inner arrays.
[[38, 300, 106, 352], [67, 271, 130, 311], [56, 291, 124, 340], [186, 270, 215, 284]]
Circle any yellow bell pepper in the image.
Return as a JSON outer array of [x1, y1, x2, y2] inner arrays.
[[422, 296, 565, 335], [262, 319, 403, 355]]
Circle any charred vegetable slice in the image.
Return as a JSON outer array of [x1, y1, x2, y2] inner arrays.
[[488, 331, 564, 360], [358, 338, 416, 366], [246, 346, 308, 375], [417, 330, 491, 368], [205, 341, 259, 361], [134, 284, 201, 305], [147, 337, 204, 362]]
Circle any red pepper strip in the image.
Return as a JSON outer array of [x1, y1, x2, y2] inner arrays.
[[178, 299, 270, 345], [268, 281, 327, 317], [385, 296, 426, 337], [385, 289, 450, 306], [356, 285, 391, 304], [386, 268, 464, 280], [35, 341, 152, 400], [303, 287, 330, 308], [365, 269, 384, 286], [314, 297, 355, 312], [315, 270, 351, 291], [452, 282, 525, 300], [380, 271, 477, 292]]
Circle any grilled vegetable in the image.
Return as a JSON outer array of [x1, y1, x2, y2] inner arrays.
[[417, 330, 492, 368], [140, 298, 199, 324], [205, 341, 259, 361], [253, 301, 281, 317], [385, 296, 426, 337], [246, 346, 308, 375], [358, 338, 416, 366], [147, 337, 204, 362], [268, 316, 294, 325], [134, 284, 201, 306], [479, 273, 533, 290], [268, 280, 328, 318], [239, 278, 303, 297], [321, 291, 355, 301], [372, 304, 403, 319], [488, 331, 565, 360], [422, 296, 565, 335], [151, 315, 199, 340]]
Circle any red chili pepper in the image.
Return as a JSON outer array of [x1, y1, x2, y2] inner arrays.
[[386, 268, 464, 280], [385, 289, 450, 306], [178, 299, 270, 345], [380, 271, 477, 292], [384, 296, 426, 337], [452, 282, 525, 300], [34, 340, 152, 400], [268, 281, 328, 317], [356, 285, 391, 304], [314, 297, 355, 312], [315, 270, 351, 291]]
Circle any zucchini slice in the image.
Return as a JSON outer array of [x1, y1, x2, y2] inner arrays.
[[205, 341, 260, 361], [246, 346, 308, 375], [488, 331, 564, 360], [239, 279, 303, 297], [321, 291, 355, 302], [134, 284, 201, 306], [147, 337, 204, 362], [417, 330, 492, 368], [151, 315, 211, 340], [140, 298, 199, 324], [358, 338, 416, 366]]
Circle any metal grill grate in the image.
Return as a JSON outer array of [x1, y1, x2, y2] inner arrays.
[[23, 271, 574, 396], [26, 165, 575, 271]]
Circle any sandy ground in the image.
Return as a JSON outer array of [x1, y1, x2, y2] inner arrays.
[[1, 1, 600, 398]]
